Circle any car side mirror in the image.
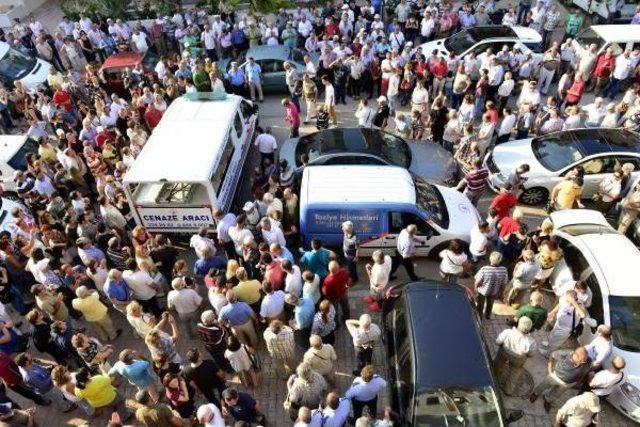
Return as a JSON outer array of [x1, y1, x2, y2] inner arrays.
[[506, 409, 524, 424]]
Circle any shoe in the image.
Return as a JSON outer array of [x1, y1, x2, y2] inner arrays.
[[543, 399, 551, 413], [529, 393, 537, 403], [363, 295, 375, 304]]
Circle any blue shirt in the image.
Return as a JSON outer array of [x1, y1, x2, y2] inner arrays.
[[345, 376, 388, 402], [227, 68, 246, 86], [280, 246, 295, 264], [22, 364, 54, 394], [294, 297, 315, 329], [230, 30, 246, 45], [322, 398, 351, 427], [110, 360, 153, 387], [194, 256, 227, 276], [300, 248, 331, 279], [245, 63, 262, 83], [219, 301, 254, 326], [228, 391, 256, 422], [105, 279, 130, 302]]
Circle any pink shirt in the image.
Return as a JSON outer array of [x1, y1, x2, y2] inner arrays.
[[285, 103, 300, 127]]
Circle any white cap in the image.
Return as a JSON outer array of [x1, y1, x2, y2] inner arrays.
[[377, 95, 387, 103], [242, 201, 255, 212]]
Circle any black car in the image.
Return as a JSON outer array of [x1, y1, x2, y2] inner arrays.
[[383, 282, 522, 426]]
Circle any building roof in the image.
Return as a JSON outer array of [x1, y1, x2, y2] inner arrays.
[[403, 282, 493, 390], [123, 94, 242, 183], [301, 165, 416, 205]]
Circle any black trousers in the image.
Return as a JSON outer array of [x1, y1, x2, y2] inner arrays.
[[390, 250, 418, 281], [356, 346, 374, 372], [476, 293, 495, 319], [353, 397, 377, 419], [138, 296, 163, 318], [222, 240, 236, 261], [10, 382, 48, 405]]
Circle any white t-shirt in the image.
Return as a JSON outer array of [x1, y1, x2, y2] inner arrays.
[[123, 270, 156, 300], [254, 133, 278, 154], [369, 256, 392, 290], [260, 290, 286, 318], [284, 265, 303, 296], [439, 250, 467, 274], [324, 84, 335, 106], [199, 403, 226, 427], [131, 32, 148, 52], [167, 288, 202, 314], [355, 106, 373, 127], [469, 227, 489, 257]]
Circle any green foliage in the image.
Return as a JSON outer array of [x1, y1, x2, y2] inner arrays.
[[226, 0, 294, 14], [60, 0, 131, 20]]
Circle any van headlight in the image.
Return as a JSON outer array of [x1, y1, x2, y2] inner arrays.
[[621, 382, 640, 406]]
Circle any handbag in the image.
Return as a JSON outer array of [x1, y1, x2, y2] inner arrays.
[[569, 309, 584, 338]]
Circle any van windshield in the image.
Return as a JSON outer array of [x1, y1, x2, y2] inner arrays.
[[0, 47, 36, 81], [575, 27, 606, 53], [414, 387, 502, 426], [413, 176, 448, 229], [609, 295, 640, 353], [8, 138, 38, 171]]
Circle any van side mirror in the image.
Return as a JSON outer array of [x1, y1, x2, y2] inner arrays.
[[505, 409, 524, 424]]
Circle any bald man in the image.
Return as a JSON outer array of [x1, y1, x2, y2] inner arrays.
[[321, 260, 351, 324], [589, 356, 626, 397]]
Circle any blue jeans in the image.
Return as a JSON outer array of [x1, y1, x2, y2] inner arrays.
[[9, 286, 25, 315], [603, 78, 625, 99]]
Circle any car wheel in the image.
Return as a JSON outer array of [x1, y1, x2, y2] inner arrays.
[[519, 187, 549, 206]]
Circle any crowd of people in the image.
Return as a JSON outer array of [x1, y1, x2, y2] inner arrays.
[[0, 0, 637, 426]]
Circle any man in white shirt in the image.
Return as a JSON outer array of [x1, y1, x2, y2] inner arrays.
[[201, 24, 218, 60], [589, 356, 626, 397], [365, 250, 391, 310], [389, 224, 421, 281], [355, 100, 373, 127], [494, 316, 536, 395], [131, 28, 148, 52], [555, 392, 601, 427], [603, 50, 633, 99], [167, 277, 202, 337], [540, 290, 587, 356], [585, 325, 613, 370], [497, 107, 517, 144], [304, 54, 317, 77], [260, 217, 286, 248], [582, 97, 606, 127], [254, 127, 278, 166], [197, 403, 226, 427], [213, 210, 236, 260], [190, 227, 217, 260], [322, 75, 337, 125], [123, 259, 161, 317], [298, 16, 313, 39]]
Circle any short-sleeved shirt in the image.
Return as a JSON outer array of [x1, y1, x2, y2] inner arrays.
[[227, 391, 257, 422], [234, 280, 262, 305], [75, 375, 116, 408], [136, 403, 176, 427], [474, 265, 508, 297], [552, 350, 591, 384], [554, 180, 581, 210], [516, 304, 547, 330], [72, 293, 107, 322], [300, 249, 331, 279], [182, 360, 224, 401], [294, 297, 315, 329], [109, 360, 154, 387], [219, 302, 254, 326]]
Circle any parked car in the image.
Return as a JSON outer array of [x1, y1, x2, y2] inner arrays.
[[280, 127, 458, 185], [418, 25, 543, 72], [548, 209, 640, 423], [99, 51, 158, 96], [0, 197, 32, 234], [383, 281, 522, 426], [0, 41, 51, 91], [573, 25, 640, 59], [0, 135, 38, 196], [485, 128, 640, 205], [220, 45, 318, 92]]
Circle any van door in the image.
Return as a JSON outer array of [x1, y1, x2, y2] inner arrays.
[[387, 211, 438, 256]]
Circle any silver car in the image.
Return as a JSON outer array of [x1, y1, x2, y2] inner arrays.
[[279, 127, 459, 185]]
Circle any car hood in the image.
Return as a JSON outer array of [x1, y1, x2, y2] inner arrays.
[[409, 142, 458, 185], [280, 137, 298, 168], [20, 58, 51, 92], [489, 138, 551, 178], [419, 38, 449, 57], [436, 184, 479, 239]]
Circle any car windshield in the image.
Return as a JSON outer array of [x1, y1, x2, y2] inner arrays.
[[609, 295, 640, 352], [532, 135, 585, 172], [290, 48, 305, 64], [414, 176, 448, 228], [8, 138, 39, 171], [414, 387, 502, 426], [294, 128, 411, 168], [0, 47, 36, 81], [443, 29, 477, 55], [575, 27, 606, 53]]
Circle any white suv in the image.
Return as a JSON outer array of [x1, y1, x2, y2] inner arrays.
[[549, 209, 640, 422]]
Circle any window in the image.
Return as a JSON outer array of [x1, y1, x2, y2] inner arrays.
[[8, 138, 39, 171], [211, 131, 236, 196], [615, 156, 640, 170], [581, 156, 619, 175], [321, 155, 386, 166], [233, 112, 244, 138], [394, 309, 413, 415], [557, 237, 592, 279], [0, 47, 36, 81], [532, 135, 585, 172], [259, 59, 285, 73], [585, 273, 604, 325], [240, 100, 254, 119], [388, 212, 435, 236]]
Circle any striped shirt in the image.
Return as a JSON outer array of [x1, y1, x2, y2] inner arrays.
[[263, 326, 296, 361], [465, 167, 489, 193], [311, 305, 336, 338], [474, 265, 508, 297]]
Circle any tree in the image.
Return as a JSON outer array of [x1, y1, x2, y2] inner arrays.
[[225, 0, 294, 14]]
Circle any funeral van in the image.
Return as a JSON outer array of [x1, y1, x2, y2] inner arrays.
[[298, 165, 479, 257], [123, 92, 258, 233]]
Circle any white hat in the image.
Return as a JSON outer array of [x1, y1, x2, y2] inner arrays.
[[342, 4, 349, 9], [242, 201, 255, 212], [374, 13, 381, 18], [406, 41, 413, 46], [377, 95, 387, 103]]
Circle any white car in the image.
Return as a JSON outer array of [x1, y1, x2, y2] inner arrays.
[[0, 197, 31, 235], [485, 128, 640, 205], [418, 25, 542, 68], [0, 41, 51, 91], [548, 209, 640, 422]]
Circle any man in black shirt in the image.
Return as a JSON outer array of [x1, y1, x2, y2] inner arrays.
[[150, 235, 178, 284], [181, 348, 226, 406]]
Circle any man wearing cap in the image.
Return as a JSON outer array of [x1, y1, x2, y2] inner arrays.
[[555, 392, 601, 427]]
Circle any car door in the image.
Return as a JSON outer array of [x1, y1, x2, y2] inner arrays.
[[552, 235, 594, 293], [577, 156, 619, 198], [387, 211, 437, 256]]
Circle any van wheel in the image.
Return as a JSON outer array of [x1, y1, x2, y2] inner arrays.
[[519, 187, 548, 206]]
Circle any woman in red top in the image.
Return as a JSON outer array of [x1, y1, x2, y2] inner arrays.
[[163, 373, 195, 419], [565, 72, 586, 106]]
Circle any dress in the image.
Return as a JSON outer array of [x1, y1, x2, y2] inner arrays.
[[225, 345, 253, 372]]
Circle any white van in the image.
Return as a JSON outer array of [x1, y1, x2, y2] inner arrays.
[[299, 165, 479, 257], [0, 135, 39, 195], [0, 41, 51, 91], [123, 92, 258, 233], [574, 25, 640, 58]]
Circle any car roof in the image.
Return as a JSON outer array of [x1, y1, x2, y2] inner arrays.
[[301, 165, 415, 205], [403, 282, 493, 390], [0, 135, 29, 163], [550, 209, 611, 230], [467, 25, 518, 40], [568, 233, 640, 297], [100, 52, 145, 70], [539, 128, 640, 156], [123, 94, 244, 183], [591, 25, 640, 42], [245, 45, 292, 61]]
